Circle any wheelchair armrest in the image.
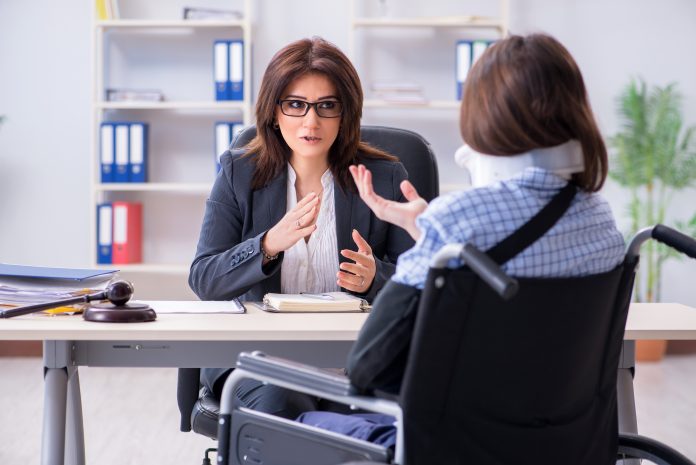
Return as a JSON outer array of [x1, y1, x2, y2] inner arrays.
[[236, 351, 354, 398], [221, 351, 402, 420]]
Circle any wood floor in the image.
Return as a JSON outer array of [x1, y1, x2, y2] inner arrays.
[[1, 354, 695, 464]]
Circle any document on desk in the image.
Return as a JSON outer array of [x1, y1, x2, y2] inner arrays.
[[262, 292, 369, 313], [142, 299, 246, 314]]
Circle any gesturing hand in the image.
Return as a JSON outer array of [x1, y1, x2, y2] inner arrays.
[[338, 229, 376, 293], [349, 164, 428, 241], [262, 192, 321, 257]]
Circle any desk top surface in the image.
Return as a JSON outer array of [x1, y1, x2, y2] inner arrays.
[[0, 301, 694, 341]]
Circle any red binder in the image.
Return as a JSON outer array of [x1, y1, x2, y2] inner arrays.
[[112, 201, 143, 264]]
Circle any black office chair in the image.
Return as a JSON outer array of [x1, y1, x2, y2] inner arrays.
[[215, 225, 696, 465], [177, 124, 439, 441]]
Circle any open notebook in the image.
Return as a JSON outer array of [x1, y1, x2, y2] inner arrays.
[[262, 292, 369, 313]]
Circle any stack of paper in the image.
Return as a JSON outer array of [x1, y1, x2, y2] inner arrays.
[[262, 292, 368, 313], [0, 264, 118, 308]]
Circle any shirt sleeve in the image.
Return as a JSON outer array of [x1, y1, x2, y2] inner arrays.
[[392, 193, 475, 289]]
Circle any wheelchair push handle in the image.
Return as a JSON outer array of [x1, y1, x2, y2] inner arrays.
[[652, 224, 696, 259], [459, 243, 519, 300]]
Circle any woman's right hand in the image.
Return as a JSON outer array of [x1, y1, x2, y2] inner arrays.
[[262, 192, 321, 257], [349, 164, 427, 241]]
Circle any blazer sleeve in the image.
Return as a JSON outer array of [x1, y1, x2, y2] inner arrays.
[[188, 152, 281, 300], [362, 162, 414, 302]]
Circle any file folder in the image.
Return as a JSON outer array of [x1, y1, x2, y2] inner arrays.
[[0, 263, 117, 281], [472, 40, 489, 66], [214, 122, 244, 172], [214, 40, 229, 100], [114, 123, 130, 182], [228, 40, 244, 100], [112, 202, 143, 264], [215, 122, 232, 172], [129, 122, 148, 183], [100, 123, 115, 183], [97, 203, 113, 264], [456, 40, 473, 100]]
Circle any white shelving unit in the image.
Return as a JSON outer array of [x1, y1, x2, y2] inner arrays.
[[90, 1, 253, 298], [349, 0, 508, 191]]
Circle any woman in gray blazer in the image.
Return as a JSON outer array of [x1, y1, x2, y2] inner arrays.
[[189, 37, 414, 413]]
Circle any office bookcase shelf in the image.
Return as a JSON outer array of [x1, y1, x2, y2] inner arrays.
[[96, 19, 246, 29], [363, 99, 461, 109], [96, 183, 212, 194], [96, 263, 191, 274], [351, 16, 506, 30], [97, 101, 248, 111], [349, 0, 508, 190], [91, 0, 252, 285]]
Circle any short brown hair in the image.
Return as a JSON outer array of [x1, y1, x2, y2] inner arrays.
[[245, 37, 394, 190], [460, 34, 607, 191]]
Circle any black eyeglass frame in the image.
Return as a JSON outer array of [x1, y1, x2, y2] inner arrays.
[[276, 99, 343, 118]]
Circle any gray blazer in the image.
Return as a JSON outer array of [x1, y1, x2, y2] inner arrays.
[[188, 148, 415, 303]]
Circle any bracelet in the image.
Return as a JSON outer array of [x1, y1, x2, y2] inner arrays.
[[260, 244, 279, 261]]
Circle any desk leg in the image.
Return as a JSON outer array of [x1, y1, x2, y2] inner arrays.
[[42, 341, 85, 465], [65, 366, 86, 465], [617, 340, 638, 434], [42, 341, 69, 465]]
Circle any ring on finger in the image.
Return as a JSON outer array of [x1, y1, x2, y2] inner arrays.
[[359, 275, 365, 287], [296, 219, 301, 229]]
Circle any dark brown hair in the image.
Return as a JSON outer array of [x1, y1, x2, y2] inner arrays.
[[460, 33, 607, 191], [245, 37, 395, 190]]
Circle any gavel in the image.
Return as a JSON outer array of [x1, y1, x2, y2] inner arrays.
[[0, 280, 156, 322]]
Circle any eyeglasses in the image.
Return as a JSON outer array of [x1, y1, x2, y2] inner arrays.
[[277, 99, 343, 118]]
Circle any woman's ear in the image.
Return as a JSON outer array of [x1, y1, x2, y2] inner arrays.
[[272, 120, 279, 130]]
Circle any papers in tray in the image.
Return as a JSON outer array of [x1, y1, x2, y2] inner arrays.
[[0, 264, 118, 308], [262, 292, 368, 313]]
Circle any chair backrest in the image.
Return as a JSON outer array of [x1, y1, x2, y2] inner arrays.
[[231, 124, 439, 201], [399, 261, 636, 465]]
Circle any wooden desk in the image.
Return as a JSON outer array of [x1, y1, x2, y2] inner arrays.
[[1, 301, 695, 465]]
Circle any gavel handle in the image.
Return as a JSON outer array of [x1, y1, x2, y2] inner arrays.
[[0, 291, 107, 319]]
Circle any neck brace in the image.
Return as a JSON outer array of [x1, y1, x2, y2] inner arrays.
[[454, 140, 585, 188]]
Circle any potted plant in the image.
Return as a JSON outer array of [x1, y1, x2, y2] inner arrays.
[[609, 79, 696, 361]]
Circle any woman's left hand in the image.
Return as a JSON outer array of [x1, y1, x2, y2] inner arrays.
[[337, 229, 376, 293]]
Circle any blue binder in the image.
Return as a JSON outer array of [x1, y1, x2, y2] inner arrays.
[[214, 121, 244, 172], [128, 122, 148, 183], [97, 203, 113, 264], [214, 40, 229, 100], [455, 40, 473, 100], [215, 122, 231, 172], [100, 123, 115, 183], [114, 123, 130, 182], [228, 40, 244, 101]]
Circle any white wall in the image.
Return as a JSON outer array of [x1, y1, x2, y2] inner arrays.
[[0, 0, 694, 304]]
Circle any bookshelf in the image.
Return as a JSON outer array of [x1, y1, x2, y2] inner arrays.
[[348, 0, 508, 191], [91, 1, 253, 298]]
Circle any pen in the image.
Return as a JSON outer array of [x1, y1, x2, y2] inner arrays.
[[300, 293, 335, 300]]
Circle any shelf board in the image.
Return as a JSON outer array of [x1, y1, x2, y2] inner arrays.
[[96, 183, 211, 193], [96, 19, 246, 29], [363, 99, 460, 109], [97, 263, 190, 274], [96, 101, 246, 110], [352, 16, 504, 29]]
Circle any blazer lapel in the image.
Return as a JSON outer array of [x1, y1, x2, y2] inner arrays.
[[335, 185, 371, 263]]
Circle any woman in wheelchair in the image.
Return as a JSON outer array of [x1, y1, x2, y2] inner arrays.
[[188, 37, 414, 417], [296, 32, 626, 445]]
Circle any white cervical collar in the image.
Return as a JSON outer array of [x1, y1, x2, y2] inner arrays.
[[454, 139, 585, 188]]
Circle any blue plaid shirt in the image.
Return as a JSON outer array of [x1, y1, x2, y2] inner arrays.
[[393, 168, 625, 289]]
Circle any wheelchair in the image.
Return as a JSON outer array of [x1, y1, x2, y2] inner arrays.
[[215, 224, 696, 465]]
